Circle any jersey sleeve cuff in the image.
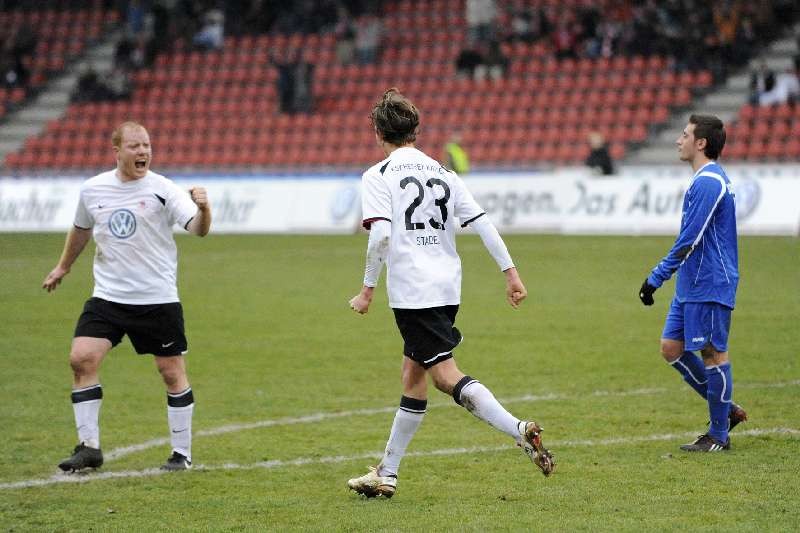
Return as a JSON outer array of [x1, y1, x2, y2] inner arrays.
[[362, 217, 390, 230]]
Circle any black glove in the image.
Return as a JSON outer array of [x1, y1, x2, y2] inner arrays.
[[639, 279, 656, 306]]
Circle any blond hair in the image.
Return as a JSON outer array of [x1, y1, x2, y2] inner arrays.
[[111, 121, 147, 148]]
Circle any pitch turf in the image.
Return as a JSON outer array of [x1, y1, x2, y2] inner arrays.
[[1, 233, 797, 531]]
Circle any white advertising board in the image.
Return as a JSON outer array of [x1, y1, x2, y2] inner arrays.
[[1, 166, 798, 235]]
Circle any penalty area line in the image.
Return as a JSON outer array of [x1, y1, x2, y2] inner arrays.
[[1, 427, 798, 491]]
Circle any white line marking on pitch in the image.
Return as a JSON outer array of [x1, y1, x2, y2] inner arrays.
[[104, 379, 800, 461], [1, 427, 797, 491]]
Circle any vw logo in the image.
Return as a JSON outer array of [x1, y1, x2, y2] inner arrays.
[[330, 185, 359, 222], [732, 179, 760, 221], [109, 208, 137, 238]]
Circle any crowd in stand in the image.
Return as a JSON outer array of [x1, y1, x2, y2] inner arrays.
[[457, 0, 796, 83], [60, 0, 799, 114]]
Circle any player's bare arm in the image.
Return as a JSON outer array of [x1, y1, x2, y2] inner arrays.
[[187, 187, 212, 237], [349, 286, 374, 315], [42, 226, 92, 292], [504, 267, 527, 308]]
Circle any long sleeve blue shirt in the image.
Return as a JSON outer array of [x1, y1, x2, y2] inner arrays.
[[647, 161, 739, 308]]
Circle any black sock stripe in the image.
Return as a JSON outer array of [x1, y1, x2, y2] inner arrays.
[[71, 385, 102, 403], [167, 388, 194, 407], [399, 395, 427, 413], [452, 375, 477, 406]]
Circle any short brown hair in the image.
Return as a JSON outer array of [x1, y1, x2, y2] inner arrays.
[[112, 121, 147, 148], [370, 88, 419, 146], [689, 114, 726, 159]]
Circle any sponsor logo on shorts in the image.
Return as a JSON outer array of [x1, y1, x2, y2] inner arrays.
[[109, 208, 136, 238], [691, 336, 706, 343]]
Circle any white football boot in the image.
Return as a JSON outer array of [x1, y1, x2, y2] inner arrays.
[[347, 466, 397, 498]]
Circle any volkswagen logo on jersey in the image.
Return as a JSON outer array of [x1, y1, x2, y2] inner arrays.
[[109, 208, 137, 238], [732, 178, 760, 222]]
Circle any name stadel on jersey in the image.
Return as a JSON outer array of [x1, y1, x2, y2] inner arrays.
[[361, 147, 485, 309], [73, 170, 198, 305]]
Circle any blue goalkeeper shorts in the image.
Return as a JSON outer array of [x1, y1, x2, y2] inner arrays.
[[662, 298, 733, 352]]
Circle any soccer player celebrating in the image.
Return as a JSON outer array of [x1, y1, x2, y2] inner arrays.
[[346, 89, 554, 498], [43, 122, 211, 472], [639, 114, 746, 452]]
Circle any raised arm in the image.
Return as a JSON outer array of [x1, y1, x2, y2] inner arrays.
[[186, 187, 212, 236], [42, 226, 93, 292]]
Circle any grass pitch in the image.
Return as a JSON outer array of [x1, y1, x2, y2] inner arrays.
[[0, 233, 798, 531]]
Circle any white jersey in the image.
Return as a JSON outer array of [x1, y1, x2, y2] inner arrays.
[[73, 169, 198, 305], [361, 147, 484, 308]]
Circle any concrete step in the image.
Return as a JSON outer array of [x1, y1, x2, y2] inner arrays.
[[0, 140, 24, 155], [0, 124, 41, 142], [749, 56, 794, 71], [699, 92, 749, 110], [14, 106, 64, 123], [725, 73, 751, 91], [771, 38, 798, 55], [36, 91, 71, 107], [627, 146, 680, 164]]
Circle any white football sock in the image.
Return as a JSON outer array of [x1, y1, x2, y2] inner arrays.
[[72, 384, 102, 449], [167, 388, 194, 460], [379, 397, 427, 477], [459, 381, 521, 439]]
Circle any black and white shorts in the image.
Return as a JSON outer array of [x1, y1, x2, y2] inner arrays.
[[392, 305, 462, 368], [74, 297, 187, 356]]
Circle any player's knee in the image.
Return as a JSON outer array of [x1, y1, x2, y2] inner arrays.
[[68, 350, 100, 375], [431, 373, 454, 395], [660, 341, 682, 362], [158, 366, 183, 388]]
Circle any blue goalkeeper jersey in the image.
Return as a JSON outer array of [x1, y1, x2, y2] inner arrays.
[[647, 161, 739, 308]]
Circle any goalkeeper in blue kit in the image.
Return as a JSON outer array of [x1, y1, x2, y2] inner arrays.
[[639, 114, 746, 452]]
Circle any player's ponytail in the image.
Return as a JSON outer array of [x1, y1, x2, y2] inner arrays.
[[370, 88, 420, 146]]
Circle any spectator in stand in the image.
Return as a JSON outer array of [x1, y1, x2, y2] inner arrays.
[[334, 5, 356, 64], [103, 66, 133, 101], [551, 14, 578, 59], [193, 9, 225, 51], [758, 59, 800, 107], [1, 25, 34, 89], [293, 49, 315, 114], [585, 131, 614, 176], [715, 1, 741, 66], [455, 46, 483, 79], [271, 47, 314, 114], [354, 12, 382, 64], [125, 0, 147, 37], [72, 67, 103, 102], [466, 0, 497, 45], [474, 40, 508, 80], [757, 71, 783, 106], [443, 131, 470, 175]]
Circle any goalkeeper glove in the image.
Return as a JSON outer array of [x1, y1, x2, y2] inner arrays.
[[639, 279, 656, 306]]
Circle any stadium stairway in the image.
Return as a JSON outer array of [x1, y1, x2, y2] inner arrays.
[[0, 31, 119, 171], [628, 24, 799, 165]]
